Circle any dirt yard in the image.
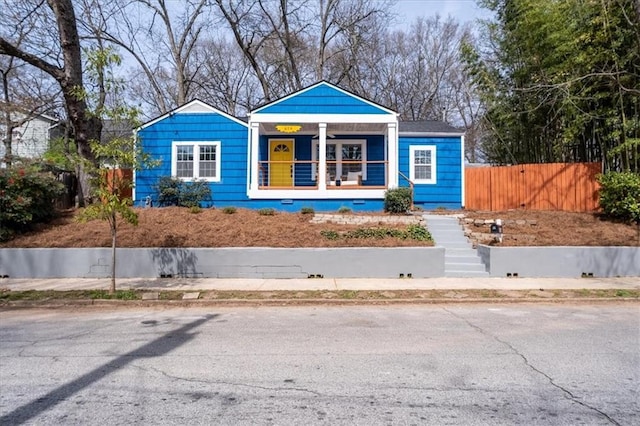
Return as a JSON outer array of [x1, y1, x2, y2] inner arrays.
[[1, 207, 638, 248]]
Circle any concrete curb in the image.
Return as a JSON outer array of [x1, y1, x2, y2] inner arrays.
[[1, 297, 638, 309]]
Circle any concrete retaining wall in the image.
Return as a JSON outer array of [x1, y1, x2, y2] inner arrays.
[[477, 245, 640, 278], [0, 247, 445, 279]]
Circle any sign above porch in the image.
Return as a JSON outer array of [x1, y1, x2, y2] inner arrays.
[[275, 124, 302, 133]]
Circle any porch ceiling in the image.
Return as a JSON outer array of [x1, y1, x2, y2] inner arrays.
[[260, 122, 387, 136]]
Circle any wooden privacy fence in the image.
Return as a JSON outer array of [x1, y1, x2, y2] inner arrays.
[[105, 168, 133, 199], [464, 163, 601, 212]]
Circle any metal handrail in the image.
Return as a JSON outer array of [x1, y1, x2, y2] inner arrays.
[[398, 171, 415, 210]]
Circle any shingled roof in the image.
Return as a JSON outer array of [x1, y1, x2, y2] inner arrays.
[[398, 121, 464, 135]]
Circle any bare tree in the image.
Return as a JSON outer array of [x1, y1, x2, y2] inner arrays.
[[190, 38, 260, 115], [213, 0, 394, 102], [87, 0, 211, 115], [0, 0, 100, 202]]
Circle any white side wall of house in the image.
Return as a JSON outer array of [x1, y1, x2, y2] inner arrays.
[[1, 115, 57, 162]]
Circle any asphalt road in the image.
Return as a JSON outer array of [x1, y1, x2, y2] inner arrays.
[[0, 304, 638, 425]]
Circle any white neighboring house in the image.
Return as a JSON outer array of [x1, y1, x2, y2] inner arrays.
[[0, 113, 63, 166]]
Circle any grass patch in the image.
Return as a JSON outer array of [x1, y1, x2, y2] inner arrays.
[[1, 288, 638, 303], [258, 208, 276, 216], [159, 291, 185, 300], [336, 290, 361, 299], [0, 289, 141, 301], [88, 289, 139, 300]]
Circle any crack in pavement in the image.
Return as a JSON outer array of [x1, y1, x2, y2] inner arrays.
[[134, 364, 325, 397], [442, 307, 622, 426]]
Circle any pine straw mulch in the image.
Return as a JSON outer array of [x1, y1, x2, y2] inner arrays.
[[0, 207, 432, 248], [1, 207, 638, 248], [464, 210, 640, 247]]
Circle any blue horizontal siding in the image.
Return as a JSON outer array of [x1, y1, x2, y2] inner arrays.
[[398, 136, 462, 208], [258, 84, 392, 115], [135, 112, 250, 206]]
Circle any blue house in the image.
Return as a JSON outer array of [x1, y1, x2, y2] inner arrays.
[[134, 82, 465, 211]]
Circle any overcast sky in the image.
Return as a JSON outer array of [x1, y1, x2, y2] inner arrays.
[[395, 0, 492, 24]]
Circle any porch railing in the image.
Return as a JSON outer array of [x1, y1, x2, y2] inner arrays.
[[258, 160, 388, 189]]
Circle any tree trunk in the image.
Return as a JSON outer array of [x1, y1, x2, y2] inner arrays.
[[0, 0, 100, 202], [110, 214, 117, 294]]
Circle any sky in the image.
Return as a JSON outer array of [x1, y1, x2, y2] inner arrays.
[[395, 0, 493, 24]]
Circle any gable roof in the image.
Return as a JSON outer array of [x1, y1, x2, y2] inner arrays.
[[137, 99, 247, 131], [399, 121, 465, 136], [251, 81, 396, 116]]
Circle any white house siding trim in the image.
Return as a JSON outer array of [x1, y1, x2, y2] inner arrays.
[[247, 188, 386, 199], [387, 122, 398, 188], [461, 134, 466, 208], [398, 132, 465, 137], [250, 123, 260, 192], [249, 113, 396, 124], [318, 123, 327, 190]]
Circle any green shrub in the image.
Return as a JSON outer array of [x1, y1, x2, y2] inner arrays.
[[300, 206, 315, 215], [258, 207, 276, 216], [337, 206, 352, 214], [320, 230, 340, 240], [345, 227, 404, 239], [384, 187, 413, 214], [222, 206, 237, 214], [320, 225, 433, 242], [597, 172, 640, 223], [189, 206, 202, 214], [155, 176, 212, 208], [0, 167, 64, 241], [156, 176, 180, 206], [406, 224, 432, 241]]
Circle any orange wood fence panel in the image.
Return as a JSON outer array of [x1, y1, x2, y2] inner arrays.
[[465, 163, 601, 212], [105, 169, 133, 199]]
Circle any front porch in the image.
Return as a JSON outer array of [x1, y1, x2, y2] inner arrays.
[[246, 82, 399, 200], [248, 122, 398, 199]]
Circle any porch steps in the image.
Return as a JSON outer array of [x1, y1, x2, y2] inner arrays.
[[423, 214, 489, 278]]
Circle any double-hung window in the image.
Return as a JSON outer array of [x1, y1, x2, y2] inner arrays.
[[410, 145, 436, 184], [172, 141, 221, 182]]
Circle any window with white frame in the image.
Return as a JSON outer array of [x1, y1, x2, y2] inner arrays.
[[312, 140, 366, 181], [172, 141, 221, 181], [410, 145, 436, 184]]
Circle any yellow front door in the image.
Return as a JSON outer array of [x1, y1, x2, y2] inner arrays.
[[269, 140, 294, 186]]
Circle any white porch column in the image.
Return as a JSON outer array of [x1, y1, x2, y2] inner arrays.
[[318, 123, 327, 190], [250, 122, 260, 191], [387, 122, 398, 188]]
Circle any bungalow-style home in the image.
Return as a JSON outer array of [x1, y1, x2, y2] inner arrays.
[[134, 81, 465, 211]]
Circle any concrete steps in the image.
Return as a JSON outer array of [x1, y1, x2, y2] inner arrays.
[[424, 214, 489, 278]]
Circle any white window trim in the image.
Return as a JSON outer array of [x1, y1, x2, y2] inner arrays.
[[311, 139, 367, 181], [409, 145, 436, 184], [171, 141, 221, 182]]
